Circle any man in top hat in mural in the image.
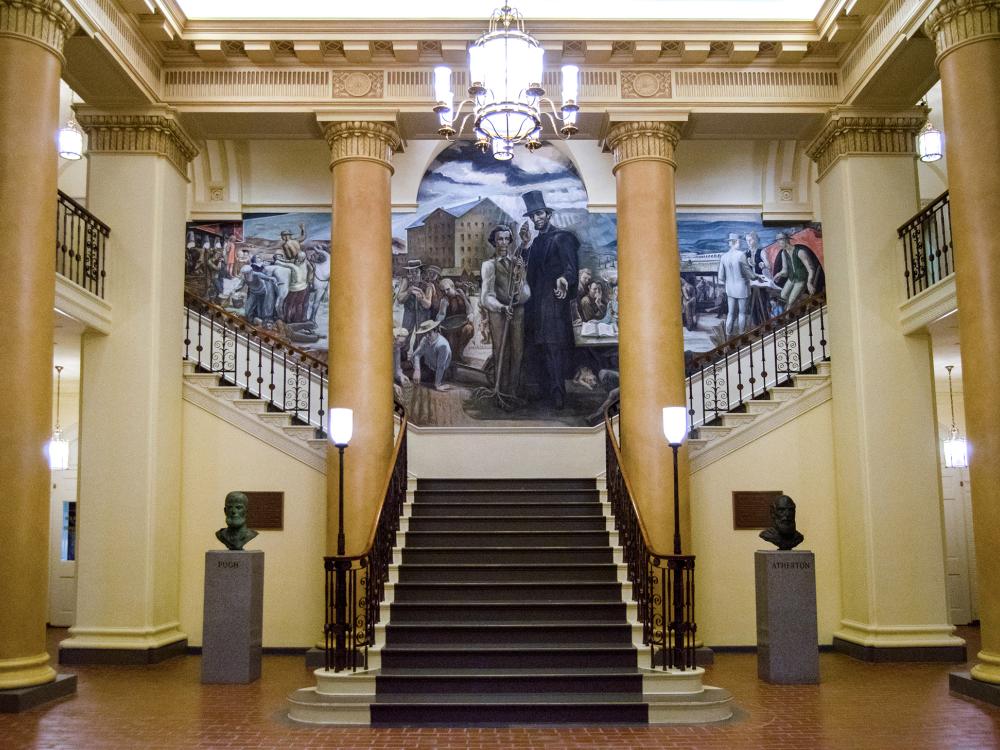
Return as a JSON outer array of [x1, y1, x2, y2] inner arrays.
[[518, 189, 580, 410]]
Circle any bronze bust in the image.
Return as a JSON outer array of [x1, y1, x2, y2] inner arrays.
[[759, 494, 804, 551], [216, 491, 259, 550]]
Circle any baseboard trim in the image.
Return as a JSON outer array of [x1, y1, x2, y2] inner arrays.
[[186, 646, 309, 656], [950, 671, 1000, 707], [710, 644, 834, 654], [59, 639, 188, 666], [833, 637, 967, 663]]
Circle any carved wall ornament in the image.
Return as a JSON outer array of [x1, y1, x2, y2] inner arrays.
[[779, 186, 794, 202], [322, 120, 401, 172], [0, 0, 76, 57], [605, 120, 682, 174], [806, 109, 928, 178], [333, 71, 383, 98], [621, 71, 671, 99], [76, 110, 199, 178], [925, 0, 1000, 59], [209, 185, 225, 202]]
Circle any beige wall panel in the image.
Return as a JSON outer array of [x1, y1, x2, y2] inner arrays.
[[408, 431, 604, 478], [242, 140, 330, 208], [179, 402, 326, 647], [675, 140, 765, 209]]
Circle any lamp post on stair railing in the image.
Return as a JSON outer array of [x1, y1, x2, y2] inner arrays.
[[663, 406, 691, 670], [329, 408, 353, 671]]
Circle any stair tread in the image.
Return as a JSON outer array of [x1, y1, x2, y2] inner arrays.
[[387, 622, 628, 628], [395, 581, 618, 587], [379, 667, 642, 676], [382, 644, 636, 652], [375, 693, 644, 704]]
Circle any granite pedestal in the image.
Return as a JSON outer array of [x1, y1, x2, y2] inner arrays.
[[755, 550, 819, 684], [202, 550, 264, 684]]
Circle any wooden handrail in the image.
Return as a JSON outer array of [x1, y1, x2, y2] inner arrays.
[[336, 399, 409, 562], [685, 291, 827, 373], [603, 402, 674, 560], [183, 289, 328, 371]]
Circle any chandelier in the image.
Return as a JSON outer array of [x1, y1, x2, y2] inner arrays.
[[942, 364, 968, 469], [432, 4, 579, 161]]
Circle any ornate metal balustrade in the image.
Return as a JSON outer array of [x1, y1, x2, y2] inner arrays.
[[325, 400, 409, 672], [685, 292, 828, 429], [899, 191, 953, 299], [183, 290, 327, 431], [605, 400, 696, 671], [56, 191, 110, 299]]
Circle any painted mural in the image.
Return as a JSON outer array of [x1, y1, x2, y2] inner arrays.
[[184, 141, 823, 429]]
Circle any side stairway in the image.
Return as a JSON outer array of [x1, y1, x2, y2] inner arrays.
[[290, 478, 733, 726]]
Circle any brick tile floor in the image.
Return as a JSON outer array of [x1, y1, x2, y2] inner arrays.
[[0, 627, 997, 749]]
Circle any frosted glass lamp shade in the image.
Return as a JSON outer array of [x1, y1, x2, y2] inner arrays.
[[662, 406, 687, 446], [917, 124, 944, 163], [58, 122, 83, 160], [561, 65, 579, 103], [49, 432, 70, 470], [329, 408, 354, 447], [943, 434, 968, 469]]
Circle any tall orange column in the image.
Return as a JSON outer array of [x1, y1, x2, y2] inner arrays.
[[605, 120, 690, 554], [0, 0, 75, 694], [319, 119, 401, 556], [927, 0, 1000, 689]]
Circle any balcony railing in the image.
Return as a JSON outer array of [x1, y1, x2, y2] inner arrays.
[[56, 191, 109, 299], [899, 191, 953, 299]]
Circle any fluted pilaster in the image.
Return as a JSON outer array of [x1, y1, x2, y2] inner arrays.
[[76, 107, 199, 179], [806, 107, 928, 179]]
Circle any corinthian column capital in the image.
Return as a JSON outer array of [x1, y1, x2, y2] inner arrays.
[[925, 0, 1000, 61], [76, 106, 199, 179], [805, 107, 928, 179], [0, 0, 76, 58], [320, 120, 401, 173], [605, 121, 682, 175]]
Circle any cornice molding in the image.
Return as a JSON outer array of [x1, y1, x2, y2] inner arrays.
[[75, 106, 199, 178], [320, 120, 401, 173], [605, 120, 682, 174], [0, 0, 75, 57], [805, 106, 927, 178], [925, 0, 1000, 61]]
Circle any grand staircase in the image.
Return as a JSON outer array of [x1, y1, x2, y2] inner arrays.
[[288, 477, 733, 726]]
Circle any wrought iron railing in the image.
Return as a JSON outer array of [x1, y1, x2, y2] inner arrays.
[[604, 400, 696, 671], [183, 290, 327, 432], [325, 400, 409, 672], [56, 190, 109, 298], [685, 293, 828, 429], [899, 191, 953, 299]]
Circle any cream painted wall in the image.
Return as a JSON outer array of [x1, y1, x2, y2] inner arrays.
[[690, 400, 842, 646], [179, 401, 326, 647], [241, 140, 331, 210]]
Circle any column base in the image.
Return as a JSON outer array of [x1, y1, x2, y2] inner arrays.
[[0, 674, 77, 713], [59, 623, 188, 665], [950, 671, 1000, 707], [832, 636, 966, 663], [60, 639, 187, 665]]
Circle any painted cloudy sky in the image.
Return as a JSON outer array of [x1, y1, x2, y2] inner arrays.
[[391, 141, 590, 240]]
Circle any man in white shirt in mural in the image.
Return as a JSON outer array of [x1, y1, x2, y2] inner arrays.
[[717, 232, 757, 337]]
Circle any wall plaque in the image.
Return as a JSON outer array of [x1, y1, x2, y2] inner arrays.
[[243, 491, 284, 530], [733, 490, 783, 530]]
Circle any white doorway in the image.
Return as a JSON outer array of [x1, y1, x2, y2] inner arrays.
[[941, 466, 978, 625], [48, 468, 78, 626]]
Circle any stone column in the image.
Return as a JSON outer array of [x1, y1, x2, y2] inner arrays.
[[59, 108, 198, 664], [926, 0, 1000, 690], [0, 0, 75, 695], [318, 119, 401, 555], [806, 108, 964, 660], [605, 120, 690, 554]]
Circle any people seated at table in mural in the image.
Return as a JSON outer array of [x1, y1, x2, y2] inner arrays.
[[412, 319, 452, 392], [519, 189, 580, 411], [479, 224, 531, 409], [579, 280, 607, 323], [573, 267, 593, 322], [772, 231, 824, 309], [435, 278, 475, 365]]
